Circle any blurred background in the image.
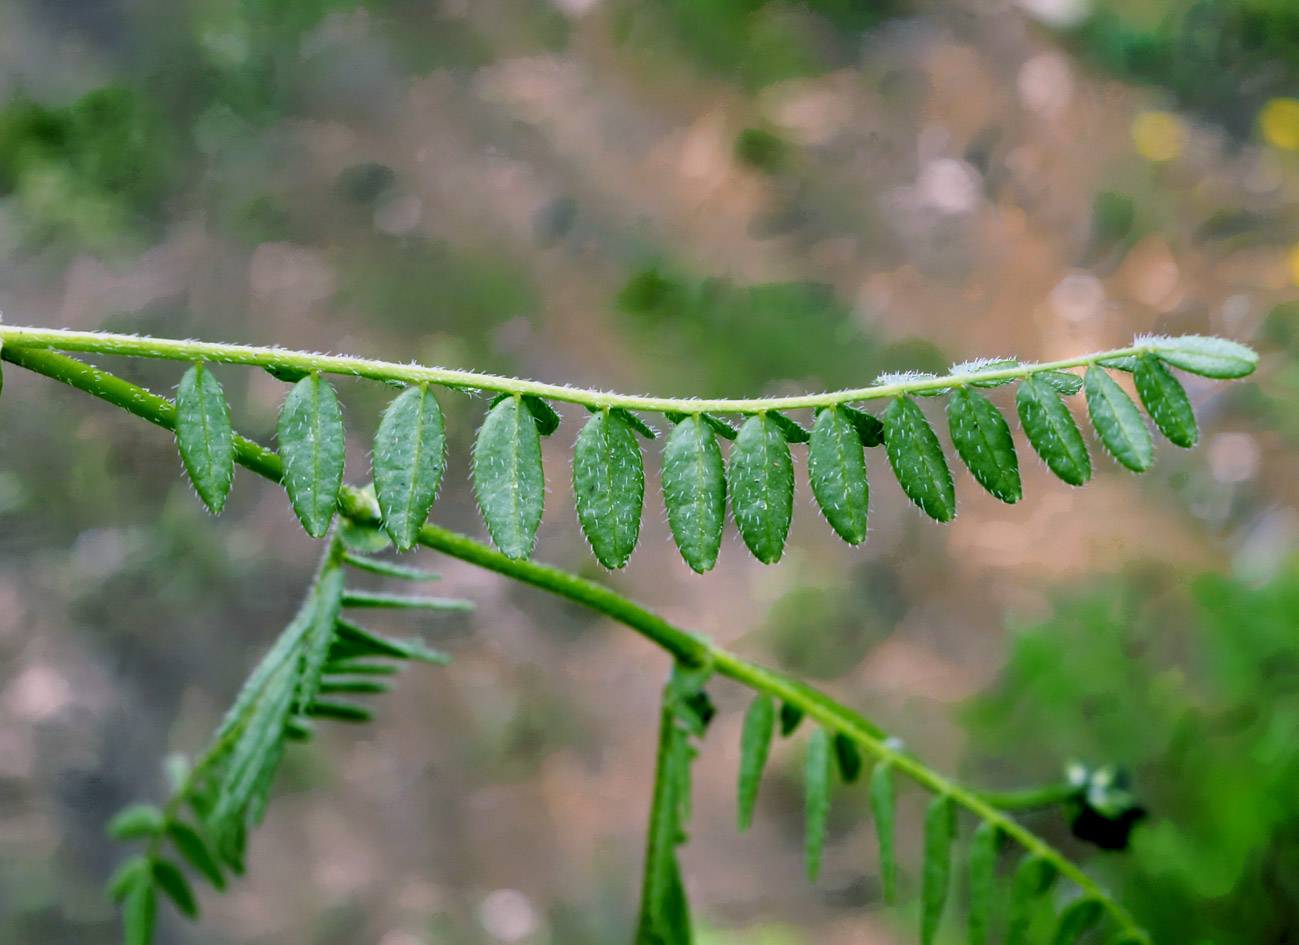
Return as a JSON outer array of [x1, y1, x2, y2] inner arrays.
[[0, 0, 1297, 942]]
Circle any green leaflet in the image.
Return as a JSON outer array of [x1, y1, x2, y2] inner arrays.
[[107, 854, 150, 902], [1133, 355, 1198, 447], [107, 804, 164, 840], [832, 732, 862, 783], [1051, 898, 1105, 945], [967, 821, 1000, 945], [341, 553, 440, 581], [953, 358, 1020, 388], [736, 694, 775, 832], [635, 666, 709, 945], [306, 700, 374, 722], [947, 387, 1021, 503], [1016, 375, 1092, 486], [167, 822, 225, 891], [278, 374, 346, 538], [1142, 334, 1257, 378], [869, 763, 898, 904], [804, 726, 832, 882], [473, 395, 546, 560], [175, 364, 235, 514], [920, 795, 955, 945], [153, 858, 198, 918], [574, 409, 646, 569], [662, 415, 727, 573], [884, 396, 955, 522], [1037, 370, 1084, 396], [1006, 856, 1057, 945], [522, 395, 561, 435], [768, 409, 810, 443], [729, 413, 795, 564], [1084, 367, 1153, 472], [340, 590, 473, 610], [839, 404, 885, 447], [611, 407, 657, 439], [123, 880, 157, 945], [808, 406, 869, 544], [295, 567, 345, 713], [373, 384, 446, 551], [779, 701, 804, 736], [667, 411, 738, 440]]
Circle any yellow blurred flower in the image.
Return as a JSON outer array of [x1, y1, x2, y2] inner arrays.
[[1132, 111, 1186, 162], [1289, 243, 1299, 286], [1261, 98, 1299, 150]]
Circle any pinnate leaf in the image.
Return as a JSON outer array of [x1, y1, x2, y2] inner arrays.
[[1143, 334, 1257, 378], [921, 795, 955, 945], [373, 384, 446, 551], [729, 414, 794, 563], [473, 395, 545, 560], [1084, 367, 1153, 472], [662, 415, 727, 573], [808, 406, 869, 544], [736, 694, 775, 831], [967, 821, 1000, 945], [884, 396, 955, 522], [804, 726, 832, 882], [1051, 898, 1104, 945], [574, 409, 645, 569], [870, 763, 898, 904], [175, 364, 234, 513], [278, 374, 346, 538], [948, 387, 1021, 503], [1133, 355, 1197, 447], [1016, 375, 1091, 486]]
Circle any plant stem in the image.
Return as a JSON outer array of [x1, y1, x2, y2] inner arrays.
[[0, 323, 1143, 414], [1, 344, 1145, 940]]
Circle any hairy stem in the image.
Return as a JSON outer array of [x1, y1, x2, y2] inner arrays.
[[1, 345, 1144, 938], [0, 323, 1143, 414]]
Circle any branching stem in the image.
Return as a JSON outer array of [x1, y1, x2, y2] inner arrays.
[[0, 323, 1142, 414], [0, 343, 1145, 939]]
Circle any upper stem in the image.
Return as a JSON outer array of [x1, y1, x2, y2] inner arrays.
[[0, 323, 1139, 414]]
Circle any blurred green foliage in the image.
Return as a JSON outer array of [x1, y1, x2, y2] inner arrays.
[[0, 88, 181, 250], [614, 0, 904, 89], [964, 559, 1299, 942], [1064, 0, 1299, 134], [616, 264, 944, 395]]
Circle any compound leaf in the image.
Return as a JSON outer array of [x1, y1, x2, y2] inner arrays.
[[884, 396, 955, 522], [175, 364, 234, 514], [808, 406, 869, 544], [1052, 898, 1105, 945], [662, 415, 727, 573], [574, 409, 645, 569], [967, 821, 1000, 945], [1084, 367, 1153, 472], [278, 374, 346, 538], [921, 795, 955, 945], [1133, 355, 1197, 447], [1016, 375, 1091, 486], [1143, 334, 1257, 378], [804, 727, 832, 882], [737, 694, 775, 832], [870, 763, 898, 904], [948, 387, 1021, 503], [473, 395, 545, 560], [373, 384, 446, 551], [729, 414, 794, 564]]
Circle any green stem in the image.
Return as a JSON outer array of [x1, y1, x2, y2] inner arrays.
[[0, 323, 1142, 414], [1, 345, 1144, 940]]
